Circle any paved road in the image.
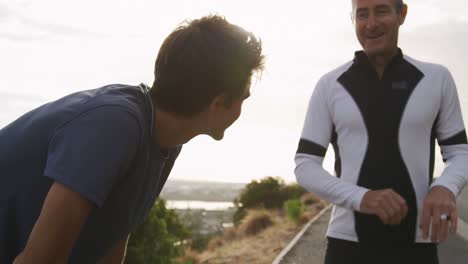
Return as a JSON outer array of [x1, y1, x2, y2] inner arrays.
[[278, 187, 468, 264], [278, 209, 329, 264]]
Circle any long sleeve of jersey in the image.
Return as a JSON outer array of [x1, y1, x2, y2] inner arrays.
[[294, 76, 369, 211], [431, 68, 468, 197]]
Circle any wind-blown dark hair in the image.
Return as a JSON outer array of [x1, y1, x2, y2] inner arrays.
[[150, 15, 264, 117]]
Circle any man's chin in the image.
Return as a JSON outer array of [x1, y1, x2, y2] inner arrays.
[[209, 133, 224, 141]]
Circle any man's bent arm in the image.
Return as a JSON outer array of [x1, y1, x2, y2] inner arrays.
[[294, 76, 369, 211], [98, 236, 129, 264], [13, 182, 93, 264], [295, 153, 369, 211]]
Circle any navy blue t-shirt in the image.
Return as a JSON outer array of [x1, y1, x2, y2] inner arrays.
[[0, 84, 181, 263]]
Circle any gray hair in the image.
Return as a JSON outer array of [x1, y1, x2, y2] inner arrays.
[[352, 0, 404, 13]]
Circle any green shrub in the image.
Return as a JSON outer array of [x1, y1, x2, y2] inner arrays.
[[233, 177, 308, 224], [190, 233, 215, 252], [281, 184, 307, 200], [125, 199, 189, 264], [235, 176, 286, 209], [232, 205, 247, 226], [284, 199, 303, 224]]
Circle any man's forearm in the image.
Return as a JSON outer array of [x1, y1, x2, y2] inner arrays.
[[433, 147, 468, 197], [295, 154, 369, 211], [13, 182, 93, 264]]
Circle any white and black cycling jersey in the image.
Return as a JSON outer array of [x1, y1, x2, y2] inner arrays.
[[295, 49, 468, 245]]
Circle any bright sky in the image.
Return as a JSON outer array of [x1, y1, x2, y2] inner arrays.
[[1, 0, 467, 183]]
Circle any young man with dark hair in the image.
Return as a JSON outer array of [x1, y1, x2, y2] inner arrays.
[[0, 15, 264, 263], [295, 0, 468, 263]]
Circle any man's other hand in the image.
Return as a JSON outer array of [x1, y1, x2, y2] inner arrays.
[[420, 186, 457, 243], [360, 189, 408, 225]]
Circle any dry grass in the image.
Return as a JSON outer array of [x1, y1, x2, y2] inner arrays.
[[300, 192, 322, 205], [238, 209, 274, 236], [180, 200, 328, 264], [177, 249, 201, 264], [197, 210, 296, 264]]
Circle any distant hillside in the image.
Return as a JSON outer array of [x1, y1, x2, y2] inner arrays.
[[160, 180, 246, 202]]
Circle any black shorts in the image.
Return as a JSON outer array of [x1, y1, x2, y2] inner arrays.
[[324, 237, 439, 264]]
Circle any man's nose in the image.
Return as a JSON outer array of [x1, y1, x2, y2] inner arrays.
[[366, 13, 378, 29]]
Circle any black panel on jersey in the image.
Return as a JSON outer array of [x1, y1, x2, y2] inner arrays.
[[331, 129, 341, 178], [297, 139, 327, 157], [429, 116, 438, 184], [439, 130, 468, 146], [337, 50, 423, 246]]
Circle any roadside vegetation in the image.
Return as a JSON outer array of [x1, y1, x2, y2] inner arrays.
[[125, 177, 326, 264]]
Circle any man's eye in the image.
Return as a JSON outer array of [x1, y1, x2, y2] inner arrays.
[[376, 9, 390, 15], [356, 12, 368, 20]]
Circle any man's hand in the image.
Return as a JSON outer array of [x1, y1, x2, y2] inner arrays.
[[360, 189, 408, 225], [98, 236, 129, 264], [420, 186, 458, 243]]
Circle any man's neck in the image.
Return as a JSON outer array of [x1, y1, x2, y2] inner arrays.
[[367, 48, 399, 79], [153, 110, 200, 148]]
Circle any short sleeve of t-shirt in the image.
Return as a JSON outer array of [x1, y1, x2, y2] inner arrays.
[[44, 106, 141, 207]]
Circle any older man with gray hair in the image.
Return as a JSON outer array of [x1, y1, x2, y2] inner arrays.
[[295, 0, 468, 263]]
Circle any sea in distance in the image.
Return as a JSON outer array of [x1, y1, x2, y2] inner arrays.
[[160, 179, 245, 211]]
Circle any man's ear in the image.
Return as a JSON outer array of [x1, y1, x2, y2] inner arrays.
[[399, 4, 408, 25], [209, 94, 228, 112]]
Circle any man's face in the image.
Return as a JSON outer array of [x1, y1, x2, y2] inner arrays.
[[207, 81, 251, 141], [352, 0, 407, 57]]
